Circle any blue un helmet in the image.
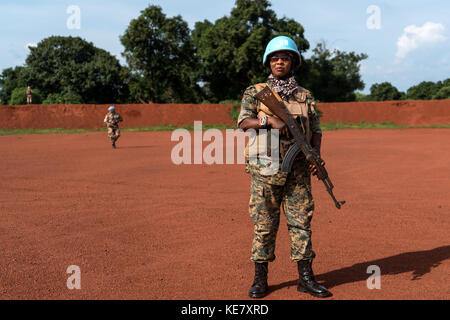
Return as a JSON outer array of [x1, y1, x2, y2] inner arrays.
[[108, 106, 116, 111], [263, 36, 302, 69]]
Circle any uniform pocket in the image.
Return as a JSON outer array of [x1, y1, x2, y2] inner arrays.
[[260, 171, 288, 186], [247, 160, 287, 186]]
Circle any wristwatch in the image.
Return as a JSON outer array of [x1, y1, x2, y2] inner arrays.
[[259, 116, 268, 128]]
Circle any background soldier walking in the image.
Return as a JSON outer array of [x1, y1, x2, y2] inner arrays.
[[104, 106, 123, 149]]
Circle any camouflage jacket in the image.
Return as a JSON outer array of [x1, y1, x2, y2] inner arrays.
[[104, 112, 123, 128], [238, 80, 322, 185]]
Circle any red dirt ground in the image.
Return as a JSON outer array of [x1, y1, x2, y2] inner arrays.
[[0, 129, 449, 300]]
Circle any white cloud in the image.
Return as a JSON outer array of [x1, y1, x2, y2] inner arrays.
[[396, 22, 447, 59], [25, 43, 37, 51]]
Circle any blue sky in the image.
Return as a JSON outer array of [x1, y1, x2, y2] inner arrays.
[[0, 0, 449, 93]]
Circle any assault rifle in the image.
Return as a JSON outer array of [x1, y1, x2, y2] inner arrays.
[[254, 86, 345, 210]]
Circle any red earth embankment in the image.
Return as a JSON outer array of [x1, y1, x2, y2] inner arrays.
[[0, 103, 235, 129], [1, 99, 450, 129], [318, 99, 450, 126]]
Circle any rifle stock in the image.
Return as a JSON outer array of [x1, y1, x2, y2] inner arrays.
[[254, 86, 345, 210]]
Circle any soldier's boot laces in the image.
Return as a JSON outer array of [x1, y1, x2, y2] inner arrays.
[[248, 262, 269, 299], [297, 259, 332, 298]]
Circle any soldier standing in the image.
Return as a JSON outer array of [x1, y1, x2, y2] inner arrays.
[[26, 86, 32, 104], [238, 36, 331, 298], [104, 106, 123, 149]]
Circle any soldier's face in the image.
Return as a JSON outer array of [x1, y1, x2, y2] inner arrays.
[[270, 51, 292, 78]]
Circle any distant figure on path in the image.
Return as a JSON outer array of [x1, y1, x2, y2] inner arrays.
[[26, 86, 32, 104]]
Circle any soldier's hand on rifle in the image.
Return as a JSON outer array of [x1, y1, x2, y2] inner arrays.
[[309, 161, 325, 179], [268, 116, 290, 138]]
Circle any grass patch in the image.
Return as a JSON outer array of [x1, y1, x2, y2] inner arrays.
[[124, 124, 236, 132], [321, 121, 450, 130], [1, 121, 449, 136], [0, 128, 104, 136], [0, 124, 237, 136]]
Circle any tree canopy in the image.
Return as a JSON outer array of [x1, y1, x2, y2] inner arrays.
[[120, 5, 202, 103], [22, 36, 128, 104], [297, 42, 368, 102], [192, 0, 310, 101], [407, 78, 450, 100], [369, 82, 404, 101], [406, 81, 440, 100], [7, 0, 447, 105], [0, 67, 27, 105], [433, 86, 450, 100]]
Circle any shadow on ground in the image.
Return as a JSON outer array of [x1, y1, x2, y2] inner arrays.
[[269, 245, 450, 293]]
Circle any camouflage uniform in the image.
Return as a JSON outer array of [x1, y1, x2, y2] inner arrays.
[[238, 79, 322, 263], [104, 112, 123, 145]]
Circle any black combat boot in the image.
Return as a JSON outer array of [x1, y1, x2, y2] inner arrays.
[[248, 262, 269, 298], [297, 259, 332, 298]]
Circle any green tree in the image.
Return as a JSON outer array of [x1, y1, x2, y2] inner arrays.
[[9, 87, 43, 105], [23, 36, 128, 104], [120, 5, 202, 103], [42, 90, 83, 104], [432, 86, 450, 100], [192, 0, 309, 101], [355, 92, 371, 102], [297, 42, 368, 102], [0, 67, 27, 105], [435, 78, 450, 90], [369, 82, 403, 101], [406, 81, 439, 100]]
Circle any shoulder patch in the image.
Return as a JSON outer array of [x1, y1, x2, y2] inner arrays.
[[299, 86, 311, 95], [294, 86, 310, 102]]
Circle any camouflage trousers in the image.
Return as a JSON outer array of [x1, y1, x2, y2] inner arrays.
[[108, 127, 120, 143], [248, 162, 316, 263]]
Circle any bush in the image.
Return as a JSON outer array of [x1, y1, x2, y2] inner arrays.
[[219, 100, 240, 123], [369, 82, 403, 101], [355, 92, 371, 102], [43, 91, 83, 104], [432, 86, 450, 100], [406, 81, 439, 100], [9, 87, 43, 105]]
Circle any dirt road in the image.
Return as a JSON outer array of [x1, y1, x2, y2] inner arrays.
[[0, 129, 449, 299]]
